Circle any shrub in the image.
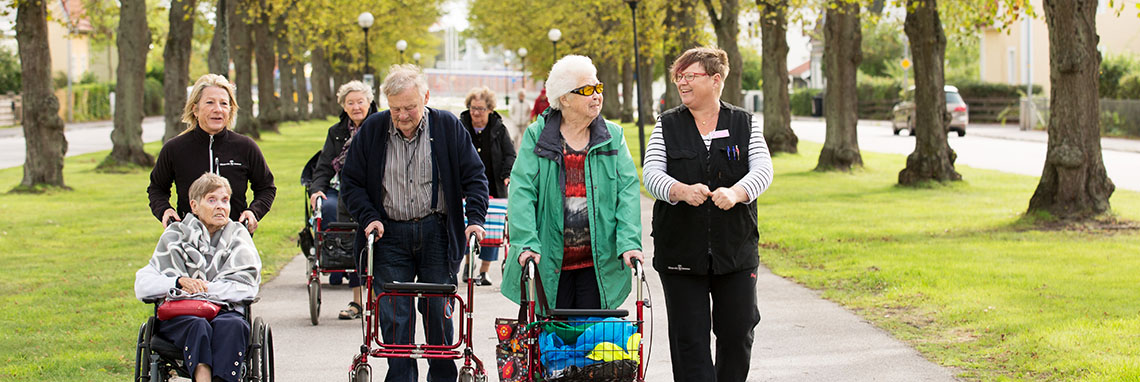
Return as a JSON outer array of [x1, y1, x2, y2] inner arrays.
[[1117, 72, 1140, 100], [0, 46, 20, 94], [1099, 53, 1140, 99], [955, 81, 1042, 99], [790, 88, 822, 116], [857, 74, 901, 102], [143, 77, 163, 116]]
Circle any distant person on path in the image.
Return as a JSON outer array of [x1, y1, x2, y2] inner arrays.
[[508, 89, 532, 148], [148, 74, 276, 234], [530, 88, 549, 122], [307, 80, 378, 320], [459, 86, 516, 286], [500, 55, 643, 312], [339, 64, 488, 382], [135, 173, 261, 382], [642, 47, 773, 382]]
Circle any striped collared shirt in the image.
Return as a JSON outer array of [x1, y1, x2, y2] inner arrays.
[[382, 109, 446, 220]]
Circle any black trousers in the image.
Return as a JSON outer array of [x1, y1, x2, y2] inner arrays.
[[659, 267, 760, 382]]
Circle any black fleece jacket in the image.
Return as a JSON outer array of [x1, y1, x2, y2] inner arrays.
[[147, 127, 277, 222]]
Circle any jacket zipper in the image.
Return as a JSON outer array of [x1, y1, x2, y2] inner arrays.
[[209, 134, 217, 174]]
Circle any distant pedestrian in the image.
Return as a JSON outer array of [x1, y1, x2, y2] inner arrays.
[[459, 86, 516, 286], [642, 47, 773, 382], [530, 88, 549, 122], [508, 89, 532, 149]]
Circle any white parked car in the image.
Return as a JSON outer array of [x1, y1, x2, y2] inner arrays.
[[891, 85, 968, 137]]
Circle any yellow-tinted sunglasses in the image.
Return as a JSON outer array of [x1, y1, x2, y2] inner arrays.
[[569, 83, 604, 96]]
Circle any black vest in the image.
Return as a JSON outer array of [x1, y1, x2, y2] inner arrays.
[[651, 103, 759, 275]]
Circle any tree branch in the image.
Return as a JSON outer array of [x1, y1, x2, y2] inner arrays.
[[702, 0, 721, 27]]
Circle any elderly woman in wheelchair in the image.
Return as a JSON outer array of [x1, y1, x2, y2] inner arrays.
[[135, 173, 266, 382]]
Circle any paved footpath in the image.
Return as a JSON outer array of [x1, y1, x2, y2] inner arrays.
[[257, 196, 960, 381], [0, 116, 165, 169]]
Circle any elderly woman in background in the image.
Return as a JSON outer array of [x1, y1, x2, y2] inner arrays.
[[308, 80, 378, 319], [136, 173, 262, 382], [148, 74, 276, 233], [500, 55, 643, 311], [507, 89, 532, 148], [642, 47, 773, 382], [459, 86, 517, 286]]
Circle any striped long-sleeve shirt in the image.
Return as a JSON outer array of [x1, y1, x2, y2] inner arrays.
[[642, 116, 774, 204]]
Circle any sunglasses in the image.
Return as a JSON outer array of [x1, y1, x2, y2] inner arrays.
[[569, 83, 604, 96], [673, 72, 711, 83]]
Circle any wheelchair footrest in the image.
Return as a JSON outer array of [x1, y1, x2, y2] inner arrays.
[[546, 308, 629, 318], [382, 282, 457, 294]]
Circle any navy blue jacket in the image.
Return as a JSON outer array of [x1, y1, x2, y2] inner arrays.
[[339, 107, 489, 272]]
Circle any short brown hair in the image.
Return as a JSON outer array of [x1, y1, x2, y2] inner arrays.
[[669, 47, 730, 82], [465, 86, 497, 110], [188, 173, 232, 203]]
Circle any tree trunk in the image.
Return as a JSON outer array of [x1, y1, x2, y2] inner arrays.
[[102, 0, 154, 169], [816, 1, 863, 172], [230, 0, 258, 138], [621, 58, 634, 123], [294, 57, 309, 120], [599, 57, 622, 121], [702, 0, 743, 106], [664, 0, 699, 112], [277, 25, 296, 122], [310, 46, 333, 120], [637, 54, 655, 127], [15, 0, 67, 190], [161, 0, 197, 143], [253, 0, 278, 133], [758, 0, 797, 154], [207, 0, 230, 77], [898, 0, 960, 185], [1028, 0, 1114, 220]]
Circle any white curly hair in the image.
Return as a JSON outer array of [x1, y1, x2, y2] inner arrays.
[[545, 55, 597, 110]]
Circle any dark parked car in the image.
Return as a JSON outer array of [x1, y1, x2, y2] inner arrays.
[[892, 85, 968, 137]]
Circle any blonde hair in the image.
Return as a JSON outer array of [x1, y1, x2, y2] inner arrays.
[[188, 172, 232, 203], [381, 64, 429, 98], [337, 80, 374, 106], [181, 74, 239, 133], [464, 86, 497, 110]]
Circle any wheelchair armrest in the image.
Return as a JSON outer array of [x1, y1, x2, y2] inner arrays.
[[546, 309, 629, 318], [141, 297, 164, 305], [241, 297, 260, 305]]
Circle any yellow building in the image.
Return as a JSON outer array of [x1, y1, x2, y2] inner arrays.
[[980, 1, 1140, 95]]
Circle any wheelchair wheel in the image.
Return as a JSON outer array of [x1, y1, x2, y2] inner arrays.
[[352, 364, 371, 382], [134, 321, 147, 381], [259, 322, 275, 381], [249, 317, 275, 382], [308, 277, 321, 326]]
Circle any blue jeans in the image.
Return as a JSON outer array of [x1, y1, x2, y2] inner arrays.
[[372, 214, 456, 382]]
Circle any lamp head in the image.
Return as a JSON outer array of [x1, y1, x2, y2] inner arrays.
[[395, 40, 408, 52], [357, 12, 374, 29], [518, 47, 527, 58], [548, 28, 561, 42]]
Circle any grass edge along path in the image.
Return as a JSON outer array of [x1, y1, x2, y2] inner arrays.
[[618, 122, 1140, 382]]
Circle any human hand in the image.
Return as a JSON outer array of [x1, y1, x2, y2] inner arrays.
[[465, 224, 486, 242], [519, 250, 540, 266], [177, 277, 209, 294], [239, 211, 259, 233], [710, 187, 743, 210], [672, 183, 711, 207], [621, 250, 644, 268], [504, 178, 510, 187], [364, 220, 385, 241], [161, 209, 181, 227], [309, 191, 326, 211]]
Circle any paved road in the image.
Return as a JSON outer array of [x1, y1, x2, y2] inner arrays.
[[258, 196, 959, 381], [791, 118, 1140, 192], [0, 116, 165, 169]]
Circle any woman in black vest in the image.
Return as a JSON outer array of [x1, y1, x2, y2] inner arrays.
[[642, 47, 774, 382]]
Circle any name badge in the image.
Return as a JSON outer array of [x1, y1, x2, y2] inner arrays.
[[708, 130, 730, 139]]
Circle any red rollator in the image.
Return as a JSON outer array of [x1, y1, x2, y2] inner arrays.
[[306, 197, 358, 326], [349, 233, 488, 382], [507, 258, 648, 382]]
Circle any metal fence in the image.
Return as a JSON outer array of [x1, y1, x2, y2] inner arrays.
[[1100, 99, 1140, 137], [0, 94, 21, 126]]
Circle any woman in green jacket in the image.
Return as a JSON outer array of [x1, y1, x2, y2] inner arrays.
[[500, 55, 643, 310]]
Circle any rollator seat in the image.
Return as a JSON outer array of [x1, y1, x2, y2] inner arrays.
[[381, 282, 457, 294], [546, 309, 629, 318]]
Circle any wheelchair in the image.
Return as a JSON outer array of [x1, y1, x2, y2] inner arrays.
[[133, 297, 274, 381], [299, 150, 359, 325]]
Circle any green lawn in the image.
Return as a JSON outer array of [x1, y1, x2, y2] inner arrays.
[[618, 122, 1140, 381], [0, 118, 1137, 380]]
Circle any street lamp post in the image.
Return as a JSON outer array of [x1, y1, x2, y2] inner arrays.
[[357, 12, 374, 88], [548, 28, 561, 65], [625, 0, 646, 164], [504, 56, 511, 106], [518, 47, 528, 90], [396, 39, 407, 64], [412, 52, 421, 67]]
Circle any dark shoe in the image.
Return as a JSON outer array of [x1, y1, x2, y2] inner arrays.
[[329, 272, 344, 285], [475, 273, 492, 286], [338, 302, 362, 320]]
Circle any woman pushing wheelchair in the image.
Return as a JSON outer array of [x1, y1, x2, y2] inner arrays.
[[135, 173, 262, 382]]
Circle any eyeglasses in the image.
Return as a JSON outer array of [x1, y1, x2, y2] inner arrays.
[[569, 83, 604, 96], [673, 72, 711, 83], [469, 106, 490, 113]]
